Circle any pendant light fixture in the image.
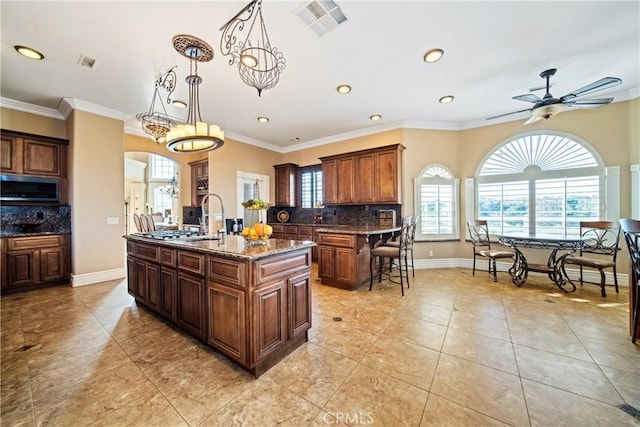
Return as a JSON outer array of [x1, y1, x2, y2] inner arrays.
[[136, 66, 179, 144], [219, 0, 286, 96], [165, 35, 225, 153]]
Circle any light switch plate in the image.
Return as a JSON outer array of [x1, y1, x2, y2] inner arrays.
[[106, 217, 119, 225]]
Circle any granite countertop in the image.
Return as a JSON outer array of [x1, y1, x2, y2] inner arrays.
[[315, 225, 401, 235], [1, 231, 72, 238], [124, 234, 315, 261]]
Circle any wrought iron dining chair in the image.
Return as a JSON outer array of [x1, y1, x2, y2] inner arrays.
[[467, 220, 514, 282], [370, 221, 412, 296], [619, 218, 640, 343], [383, 216, 417, 277], [141, 214, 156, 232], [133, 213, 143, 232], [563, 221, 620, 297]]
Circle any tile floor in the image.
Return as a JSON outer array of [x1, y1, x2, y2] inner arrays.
[[1, 267, 639, 426]]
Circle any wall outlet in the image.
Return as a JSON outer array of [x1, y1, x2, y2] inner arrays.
[[429, 250, 434, 257], [36, 212, 44, 219], [106, 217, 119, 225]]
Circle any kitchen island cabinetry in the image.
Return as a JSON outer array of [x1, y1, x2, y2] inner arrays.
[[316, 226, 400, 290], [320, 144, 405, 205], [124, 235, 314, 377], [1, 234, 70, 293]]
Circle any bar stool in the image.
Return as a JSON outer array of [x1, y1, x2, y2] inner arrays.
[[370, 222, 412, 295], [383, 216, 417, 277]]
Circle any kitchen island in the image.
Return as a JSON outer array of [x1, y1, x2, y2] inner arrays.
[[124, 233, 314, 377], [316, 226, 400, 290]]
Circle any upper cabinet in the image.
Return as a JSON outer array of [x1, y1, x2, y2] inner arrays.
[[1, 131, 68, 178], [189, 159, 208, 207], [273, 163, 298, 207], [320, 144, 405, 205]]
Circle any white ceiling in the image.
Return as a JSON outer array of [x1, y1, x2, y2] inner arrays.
[[2, 1, 639, 152]]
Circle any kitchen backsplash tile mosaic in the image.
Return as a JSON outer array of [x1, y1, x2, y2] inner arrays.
[[0, 205, 71, 235], [267, 204, 401, 226]]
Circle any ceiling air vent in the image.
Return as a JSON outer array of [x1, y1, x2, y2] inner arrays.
[[296, 0, 348, 37], [77, 54, 97, 69], [288, 136, 302, 143]]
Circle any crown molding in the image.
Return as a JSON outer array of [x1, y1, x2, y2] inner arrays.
[[0, 97, 64, 120], [58, 97, 131, 121]]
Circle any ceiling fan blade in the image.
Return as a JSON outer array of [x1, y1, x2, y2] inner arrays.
[[564, 98, 614, 108], [559, 77, 622, 102], [486, 108, 532, 121], [524, 115, 541, 125], [512, 93, 542, 103]]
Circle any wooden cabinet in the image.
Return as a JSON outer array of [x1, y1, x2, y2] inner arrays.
[[317, 232, 374, 290], [1, 234, 70, 292], [288, 273, 311, 339], [274, 163, 298, 207], [189, 158, 208, 207], [253, 280, 287, 361], [269, 224, 319, 260], [177, 272, 206, 339], [1, 131, 68, 178], [320, 144, 404, 205]]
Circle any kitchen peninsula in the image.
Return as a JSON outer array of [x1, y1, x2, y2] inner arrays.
[[316, 226, 400, 290], [124, 233, 314, 377]]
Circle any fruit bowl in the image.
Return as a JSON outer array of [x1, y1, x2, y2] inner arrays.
[[241, 222, 274, 245], [244, 234, 271, 245], [241, 199, 271, 210]]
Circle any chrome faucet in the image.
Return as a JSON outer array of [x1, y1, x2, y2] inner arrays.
[[201, 193, 225, 243]]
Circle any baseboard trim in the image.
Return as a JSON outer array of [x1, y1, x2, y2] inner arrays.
[[413, 258, 628, 286], [70, 268, 126, 287]]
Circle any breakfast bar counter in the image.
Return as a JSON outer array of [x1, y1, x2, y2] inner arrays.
[[315, 226, 400, 290], [123, 234, 314, 377]]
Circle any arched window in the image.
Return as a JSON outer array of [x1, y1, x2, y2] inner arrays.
[[474, 132, 611, 237], [414, 164, 459, 240]]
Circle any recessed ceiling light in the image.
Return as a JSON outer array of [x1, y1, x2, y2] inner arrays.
[[439, 95, 454, 104], [424, 48, 444, 63], [369, 114, 382, 121], [14, 45, 44, 60], [336, 84, 351, 94], [172, 100, 187, 109], [257, 116, 269, 123]]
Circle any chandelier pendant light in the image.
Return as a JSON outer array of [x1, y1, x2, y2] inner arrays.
[[160, 174, 180, 199], [220, 0, 286, 96], [165, 35, 225, 153], [136, 67, 179, 144]]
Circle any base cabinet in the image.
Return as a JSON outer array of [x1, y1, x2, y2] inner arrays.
[[253, 281, 287, 361], [177, 272, 206, 340], [207, 282, 246, 364], [1, 234, 70, 292]]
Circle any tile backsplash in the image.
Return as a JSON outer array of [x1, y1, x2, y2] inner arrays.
[[0, 205, 71, 235], [267, 204, 402, 226]]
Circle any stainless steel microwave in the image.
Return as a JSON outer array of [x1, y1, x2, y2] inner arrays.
[[0, 175, 59, 202]]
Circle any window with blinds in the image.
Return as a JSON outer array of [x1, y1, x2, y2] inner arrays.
[[477, 133, 603, 236], [301, 165, 323, 208], [414, 165, 459, 240]]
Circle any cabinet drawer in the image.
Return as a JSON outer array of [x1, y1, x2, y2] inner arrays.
[[316, 233, 355, 248], [178, 251, 205, 276], [298, 226, 312, 236], [270, 224, 285, 234], [284, 225, 298, 237], [207, 257, 247, 289], [8, 235, 65, 251], [136, 243, 160, 263], [254, 251, 311, 286], [160, 248, 177, 267]]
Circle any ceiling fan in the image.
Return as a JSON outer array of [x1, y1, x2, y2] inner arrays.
[[487, 68, 622, 125]]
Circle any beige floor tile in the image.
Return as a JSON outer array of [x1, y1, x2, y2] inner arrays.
[[101, 306, 174, 342], [265, 342, 357, 407], [509, 322, 593, 361], [360, 334, 440, 390], [522, 378, 639, 427], [310, 319, 381, 361], [514, 344, 624, 405], [0, 400, 35, 427], [579, 336, 640, 374], [401, 298, 453, 326], [505, 308, 574, 335], [383, 313, 448, 351], [308, 410, 349, 426], [600, 366, 640, 409], [324, 363, 428, 426], [421, 394, 510, 426], [448, 309, 511, 341], [442, 327, 518, 375], [91, 391, 188, 427], [430, 354, 529, 426], [32, 361, 157, 426], [203, 376, 321, 427]]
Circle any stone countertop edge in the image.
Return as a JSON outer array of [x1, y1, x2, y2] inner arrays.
[[124, 234, 315, 261], [1, 231, 72, 238], [315, 226, 401, 235]]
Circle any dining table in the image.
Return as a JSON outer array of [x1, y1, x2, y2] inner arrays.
[[496, 233, 585, 293]]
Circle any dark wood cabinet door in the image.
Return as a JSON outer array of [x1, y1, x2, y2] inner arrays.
[[335, 247, 356, 284], [207, 282, 246, 363], [317, 245, 335, 281], [135, 260, 148, 302], [39, 246, 66, 282], [160, 268, 177, 321], [7, 250, 39, 288], [355, 153, 376, 203], [23, 139, 62, 177], [322, 159, 338, 205], [274, 163, 298, 207], [145, 262, 161, 311], [126, 256, 137, 297], [336, 157, 355, 203], [376, 150, 398, 202], [288, 273, 311, 339], [177, 272, 206, 339], [1, 135, 20, 174], [252, 281, 286, 362]]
